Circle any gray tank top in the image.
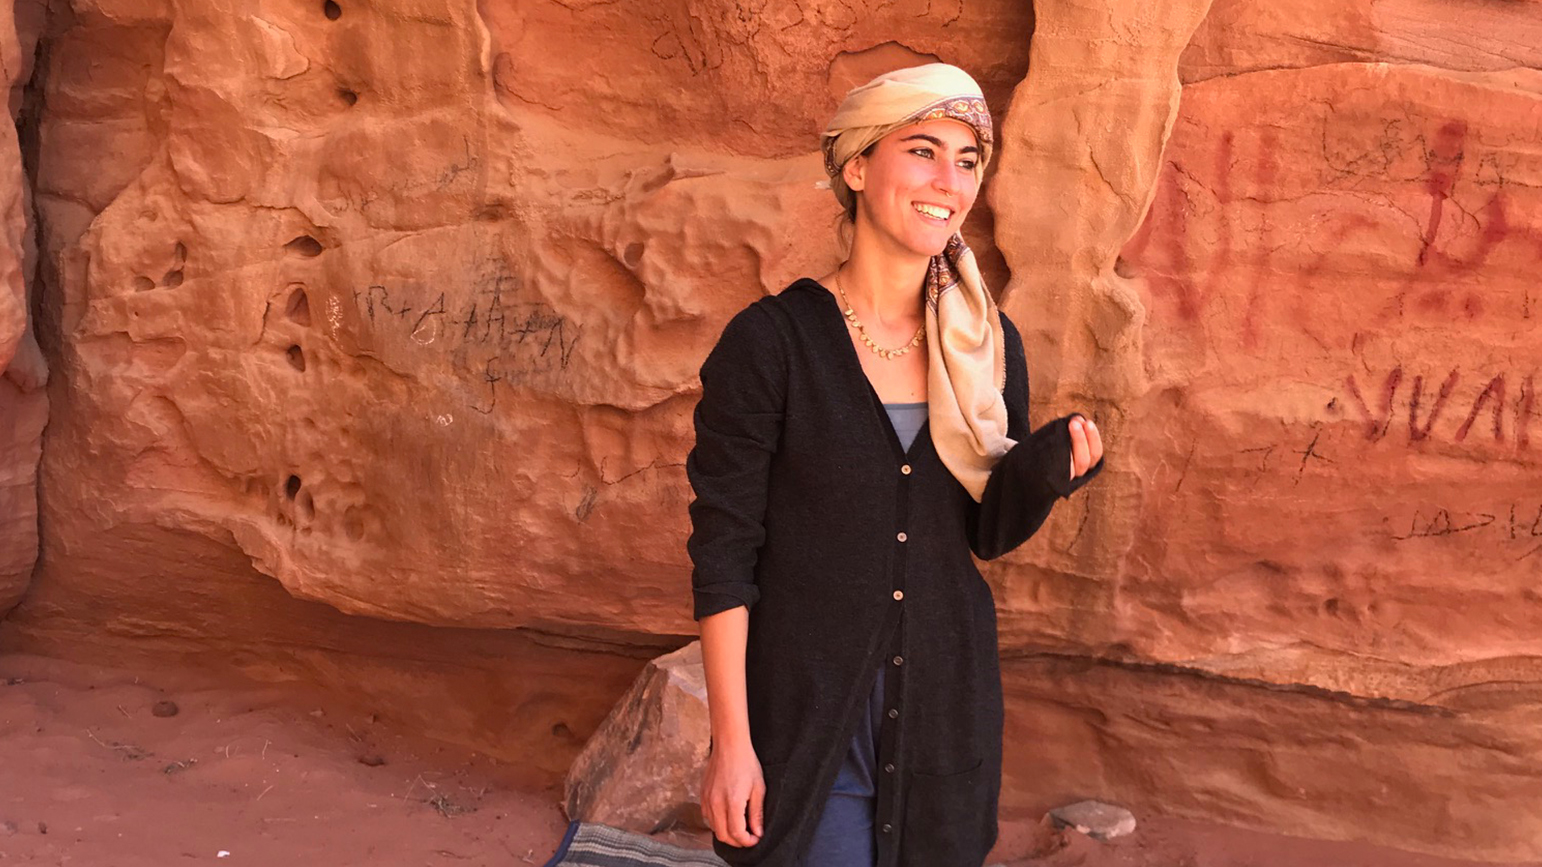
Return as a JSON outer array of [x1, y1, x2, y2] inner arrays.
[[883, 401, 927, 452]]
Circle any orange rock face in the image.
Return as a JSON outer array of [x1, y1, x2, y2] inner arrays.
[[0, 0, 46, 614], [1117, 64, 1542, 683], [989, 0, 1542, 859], [5, 0, 1541, 861], [20, 0, 1028, 632]]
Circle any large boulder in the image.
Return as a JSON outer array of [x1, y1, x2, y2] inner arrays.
[[564, 641, 710, 834]]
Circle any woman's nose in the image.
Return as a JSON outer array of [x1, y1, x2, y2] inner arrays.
[[933, 162, 966, 196]]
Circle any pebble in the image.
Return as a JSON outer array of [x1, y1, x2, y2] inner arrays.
[[152, 700, 180, 718], [1047, 799, 1137, 841]]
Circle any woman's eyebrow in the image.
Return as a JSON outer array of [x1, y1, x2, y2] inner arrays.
[[898, 132, 980, 154]]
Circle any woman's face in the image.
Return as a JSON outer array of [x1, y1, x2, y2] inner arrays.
[[843, 117, 982, 259]]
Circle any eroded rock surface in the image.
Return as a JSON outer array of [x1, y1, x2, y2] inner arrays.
[[987, 0, 1542, 859], [23, 0, 1030, 633], [0, 0, 46, 615]]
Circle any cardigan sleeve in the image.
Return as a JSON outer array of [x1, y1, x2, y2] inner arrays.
[[686, 301, 788, 620], [967, 312, 1105, 561]]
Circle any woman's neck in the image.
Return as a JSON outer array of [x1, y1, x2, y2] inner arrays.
[[838, 224, 930, 328]]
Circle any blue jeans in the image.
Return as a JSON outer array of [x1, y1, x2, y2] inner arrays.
[[797, 664, 887, 867]]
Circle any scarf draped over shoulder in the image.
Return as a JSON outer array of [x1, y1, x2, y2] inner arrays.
[[820, 62, 1013, 503]]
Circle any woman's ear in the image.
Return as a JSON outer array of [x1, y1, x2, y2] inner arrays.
[[842, 154, 866, 193]]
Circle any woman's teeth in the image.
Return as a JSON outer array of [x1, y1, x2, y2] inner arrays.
[[914, 203, 951, 221]]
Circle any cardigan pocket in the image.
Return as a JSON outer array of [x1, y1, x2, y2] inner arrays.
[[900, 757, 990, 867]]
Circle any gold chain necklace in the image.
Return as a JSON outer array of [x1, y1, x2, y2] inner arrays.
[[832, 270, 925, 360]]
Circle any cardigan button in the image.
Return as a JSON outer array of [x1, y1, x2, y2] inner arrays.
[[892, 655, 903, 666], [881, 823, 893, 834], [884, 762, 895, 773], [892, 590, 904, 601], [901, 464, 912, 475], [896, 531, 908, 542], [887, 708, 899, 719]]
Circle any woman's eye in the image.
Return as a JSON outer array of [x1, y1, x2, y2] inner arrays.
[[911, 147, 976, 170]]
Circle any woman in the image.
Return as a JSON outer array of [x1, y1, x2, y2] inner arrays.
[[687, 63, 1105, 867]]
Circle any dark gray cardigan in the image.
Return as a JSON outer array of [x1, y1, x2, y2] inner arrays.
[[687, 277, 1104, 867]]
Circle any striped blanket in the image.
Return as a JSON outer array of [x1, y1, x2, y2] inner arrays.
[[543, 822, 730, 867]]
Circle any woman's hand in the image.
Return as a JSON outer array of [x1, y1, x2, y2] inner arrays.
[[700, 739, 766, 848], [1069, 414, 1104, 481]]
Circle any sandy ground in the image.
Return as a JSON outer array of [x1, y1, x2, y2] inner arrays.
[[0, 653, 1531, 867], [0, 653, 573, 865]]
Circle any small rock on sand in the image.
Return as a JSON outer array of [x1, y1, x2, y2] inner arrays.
[[152, 700, 180, 718], [1048, 800, 1137, 841]]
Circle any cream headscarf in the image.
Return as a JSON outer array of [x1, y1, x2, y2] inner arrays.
[[821, 63, 1013, 503]]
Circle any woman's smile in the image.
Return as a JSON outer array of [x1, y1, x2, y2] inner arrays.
[[913, 201, 953, 223]]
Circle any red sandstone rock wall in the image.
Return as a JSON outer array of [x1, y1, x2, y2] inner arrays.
[[988, 0, 1542, 858], [0, 0, 45, 614], [4, 0, 1539, 860]]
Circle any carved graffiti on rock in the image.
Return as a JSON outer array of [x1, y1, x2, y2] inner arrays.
[[351, 262, 582, 413]]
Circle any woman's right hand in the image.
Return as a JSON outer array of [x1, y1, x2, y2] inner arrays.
[[1068, 413, 1103, 480], [700, 739, 766, 848]]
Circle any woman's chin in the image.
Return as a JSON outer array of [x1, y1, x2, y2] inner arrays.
[[907, 230, 954, 258], [874, 219, 957, 260]]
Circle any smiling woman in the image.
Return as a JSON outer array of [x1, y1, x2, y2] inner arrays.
[[688, 62, 1105, 867], [842, 120, 982, 260]]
